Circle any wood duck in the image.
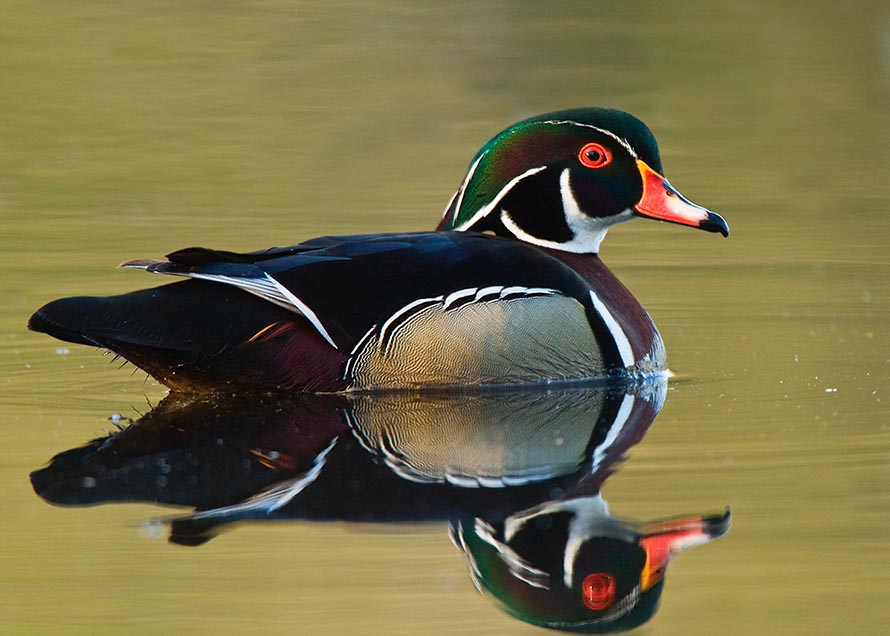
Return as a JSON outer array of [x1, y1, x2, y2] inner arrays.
[[28, 108, 729, 392]]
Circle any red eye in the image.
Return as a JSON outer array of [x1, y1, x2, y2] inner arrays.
[[581, 572, 616, 611], [579, 142, 612, 169]]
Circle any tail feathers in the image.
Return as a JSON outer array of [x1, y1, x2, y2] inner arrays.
[[28, 280, 312, 390], [28, 300, 105, 348], [30, 280, 288, 351]]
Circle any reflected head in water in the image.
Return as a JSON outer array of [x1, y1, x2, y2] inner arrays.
[[454, 499, 730, 633], [30, 379, 729, 633]]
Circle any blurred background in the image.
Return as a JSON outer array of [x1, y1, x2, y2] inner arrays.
[[2, 1, 888, 634]]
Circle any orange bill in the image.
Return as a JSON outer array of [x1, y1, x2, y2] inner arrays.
[[634, 160, 729, 237]]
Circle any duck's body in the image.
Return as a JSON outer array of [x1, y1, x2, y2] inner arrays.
[[31, 232, 663, 391], [29, 108, 727, 393]]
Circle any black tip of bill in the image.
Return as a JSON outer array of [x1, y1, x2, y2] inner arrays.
[[700, 211, 730, 238], [704, 508, 732, 538]]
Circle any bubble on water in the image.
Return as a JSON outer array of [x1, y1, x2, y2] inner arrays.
[[139, 519, 167, 540], [824, 387, 838, 393], [55, 347, 69, 355]]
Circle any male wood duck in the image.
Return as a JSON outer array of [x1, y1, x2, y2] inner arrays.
[[28, 108, 728, 392]]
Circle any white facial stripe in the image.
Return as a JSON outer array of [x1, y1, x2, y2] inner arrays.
[[540, 119, 637, 158], [473, 518, 550, 589], [588, 289, 635, 367], [453, 165, 547, 230], [445, 151, 487, 221], [500, 210, 571, 250], [562, 495, 613, 588], [441, 188, 459, 221], [504, 496, 615, 589], [499, 169, 633, 254]]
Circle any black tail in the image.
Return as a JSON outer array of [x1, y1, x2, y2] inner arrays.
[[29, 280, 295, 390]]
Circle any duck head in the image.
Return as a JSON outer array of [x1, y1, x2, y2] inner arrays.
[[437, 108, 729, 253]]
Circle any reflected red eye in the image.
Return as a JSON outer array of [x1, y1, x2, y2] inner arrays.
[[581, 572, 616, 611], [578, 142, 612, 169]]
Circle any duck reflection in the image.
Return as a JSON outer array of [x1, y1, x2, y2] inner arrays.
[[31, 379, 729, 633]]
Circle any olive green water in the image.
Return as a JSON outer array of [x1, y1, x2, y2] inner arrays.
[[2, 1, 889, 634]]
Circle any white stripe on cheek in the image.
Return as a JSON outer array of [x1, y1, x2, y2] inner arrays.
[[453, 165, 547, 231]]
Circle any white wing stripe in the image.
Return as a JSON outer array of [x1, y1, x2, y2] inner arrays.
[[182, 438, 338, 520], [186, 272, 285, 303], [162, 271, 338, 349], [270, 277, 338, 348]]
